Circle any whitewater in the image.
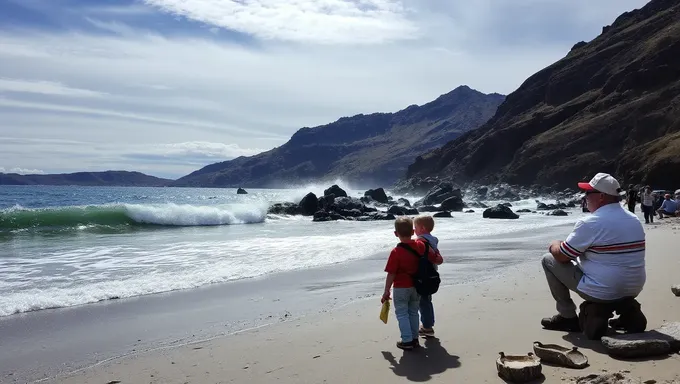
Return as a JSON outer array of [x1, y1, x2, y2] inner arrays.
[[0, 184, 582, 317]]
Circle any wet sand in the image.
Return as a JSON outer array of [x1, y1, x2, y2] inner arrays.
[[1, 223, 578, 383], [33, 223, 680, 382]]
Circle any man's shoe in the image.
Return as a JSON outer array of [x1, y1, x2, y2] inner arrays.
[[541, 314, 581, 332], [419, 327, 435, 338]]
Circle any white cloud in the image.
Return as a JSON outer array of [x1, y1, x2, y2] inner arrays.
[[146, 141, 264, 158], [143, 0, 419, 44], [0, 78, 105, 98], [0, 0, 650, 178], [0, 167, 46, 175]]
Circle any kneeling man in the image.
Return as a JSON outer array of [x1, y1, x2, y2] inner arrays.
[[541, 173, 646, 332]]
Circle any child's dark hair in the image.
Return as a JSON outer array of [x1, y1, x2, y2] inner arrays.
[[394, 217, 414, 237]]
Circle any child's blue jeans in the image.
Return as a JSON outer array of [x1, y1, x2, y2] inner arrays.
[[420, 294, 435, 329], [393, 287, 420, 343]]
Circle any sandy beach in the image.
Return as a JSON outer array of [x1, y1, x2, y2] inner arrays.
[[53, 219, 680, 384]]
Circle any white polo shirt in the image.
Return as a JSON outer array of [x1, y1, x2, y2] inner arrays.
[[559, 203, 646, 300]]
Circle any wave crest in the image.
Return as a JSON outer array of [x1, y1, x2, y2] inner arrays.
[[0, 203, 266, 232]]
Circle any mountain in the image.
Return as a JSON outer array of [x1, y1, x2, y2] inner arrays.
[[407, 0, 680, 189], [173, 86, 505, 188], [0, 171, 173, 187]]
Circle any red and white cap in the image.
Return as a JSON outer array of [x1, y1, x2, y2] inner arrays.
[[577, 173, 621, 196]]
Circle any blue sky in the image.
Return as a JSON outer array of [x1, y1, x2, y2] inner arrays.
[[0, 0, 648, 178]]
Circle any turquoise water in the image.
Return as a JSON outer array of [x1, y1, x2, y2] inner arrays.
[[0, 185, 580, 317]]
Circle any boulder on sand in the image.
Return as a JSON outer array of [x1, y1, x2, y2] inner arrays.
[[237, 188, 248, 194], [433, 211, 452, 218], [550, 209, 569, 216], [364, 188, 389, 204], [601, 322, 680, 358], [672, 285, 680, 296], [483, 204, 519, 219]]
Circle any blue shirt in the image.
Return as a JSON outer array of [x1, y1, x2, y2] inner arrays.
[[660, 199, 679, 213]]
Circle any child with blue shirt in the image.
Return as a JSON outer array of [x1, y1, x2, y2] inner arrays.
[[413, 215, 440, 338]]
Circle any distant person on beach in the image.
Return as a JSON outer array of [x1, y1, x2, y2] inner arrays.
[[626, 184, 638, 213], [657, 194, 678, 218], [640, 186, 655, 224], [413, 215, 441, 338], [540, 173, 646, 333], [381, 217, 443, 350]]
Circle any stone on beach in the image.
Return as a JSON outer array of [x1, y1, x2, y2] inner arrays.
[[672, 285, 680, 296], [482, 204, 519, 219], [600, 322, 680, 358]]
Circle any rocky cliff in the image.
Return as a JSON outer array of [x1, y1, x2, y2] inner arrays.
[[173, 86, 504, 188], [407, 0, 680, 189], [0, 171, 173, 187]]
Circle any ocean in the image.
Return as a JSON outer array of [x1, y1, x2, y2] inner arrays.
[[0, 184, 583, 318]]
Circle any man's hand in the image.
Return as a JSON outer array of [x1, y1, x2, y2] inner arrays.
[[548, 240, 572, 263], [381, 291, 391, 303]]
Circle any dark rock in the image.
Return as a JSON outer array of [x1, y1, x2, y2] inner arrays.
[[416, 183, 462, 206], [397, 198, 411, 207], [550, 209, 569, 216], [483, 204, 519, 220], [465, 210, 475, 213], [476, 186, 488, 197], [338, 208, 363, 217], [298, 193, 319, 216], [500, 202, 512, 207], [268, 203, 300, 215], [318, 194, 335, 209], [333, 197, 364, 211], [567, 201, 576, 208], [359, 196, 373, 204], [329, 213, 345, 221], [516, 209, 532, 213], [237, 188, 248, 194], [418, 205, 440, 212], [369, 212, 396, 221], [601, 322, 680, 358], [433, 211, 452, 218], [324, 185, 347, 198], [388, 205, 419, 216], [312, 210, 332, 222], [364, 188, 388, 204], [672, 285, 680, 296], [440, 196, 465, 211]]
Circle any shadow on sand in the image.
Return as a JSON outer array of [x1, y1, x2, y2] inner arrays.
[[381, 337, 460, 382]]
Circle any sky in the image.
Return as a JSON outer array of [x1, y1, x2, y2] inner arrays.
[[0, 0, 649, 179]]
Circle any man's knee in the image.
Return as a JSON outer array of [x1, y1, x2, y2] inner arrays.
[[541, 252, 554, 268]]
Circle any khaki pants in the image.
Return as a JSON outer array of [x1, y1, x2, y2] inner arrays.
[[541, 253, 618, 318]]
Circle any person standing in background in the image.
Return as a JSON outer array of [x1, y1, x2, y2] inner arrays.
[[626, 184, 638, 213], [640, 186, 655, 224]]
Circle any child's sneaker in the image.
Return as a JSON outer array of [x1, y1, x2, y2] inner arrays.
[[419, 327, 435, 338], [396, 340, 416, 350]]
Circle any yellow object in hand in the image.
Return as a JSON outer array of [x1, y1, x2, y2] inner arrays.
[[379, 300, 390, 324]]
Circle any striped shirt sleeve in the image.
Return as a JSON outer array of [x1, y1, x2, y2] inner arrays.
[[559, 219, 594, 260]]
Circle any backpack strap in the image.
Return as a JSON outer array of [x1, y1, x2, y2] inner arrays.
[[397, 242, 430, 259]]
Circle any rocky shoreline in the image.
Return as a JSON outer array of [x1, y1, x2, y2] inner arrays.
[[267, 182, 582, 222]]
